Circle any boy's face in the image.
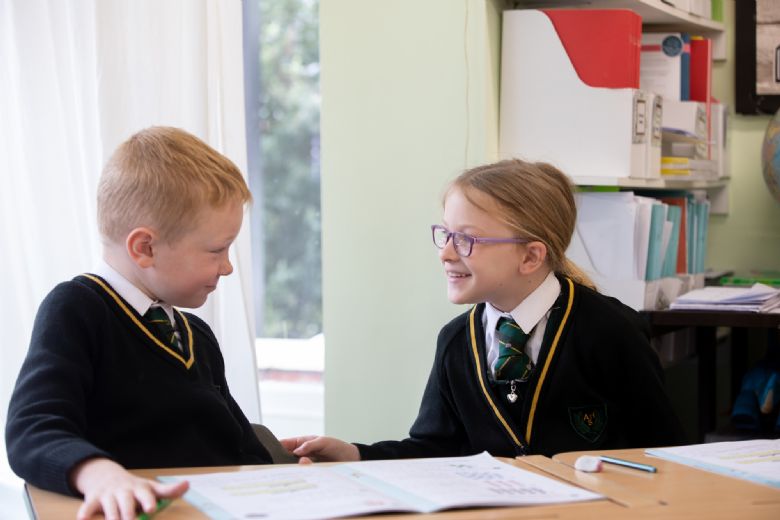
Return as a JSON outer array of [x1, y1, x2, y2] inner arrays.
[[144, 200, 244, 308], [439, 188, 527, 312]]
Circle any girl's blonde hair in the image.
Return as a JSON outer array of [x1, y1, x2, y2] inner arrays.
[[97, 126, 252, 244], [448, 158, 595, 290]]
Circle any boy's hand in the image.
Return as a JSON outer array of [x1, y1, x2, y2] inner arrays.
[[280, 435, 360, 463], [71, 457, 189, 520]]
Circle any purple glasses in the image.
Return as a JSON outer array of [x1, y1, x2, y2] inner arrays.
[[431, 225, 530, 257]]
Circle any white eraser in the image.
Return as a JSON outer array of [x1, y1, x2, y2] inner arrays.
[[574, 455, 603, 473]]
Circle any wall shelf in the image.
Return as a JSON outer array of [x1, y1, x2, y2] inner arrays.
[[574, 176, 729, 215], [572, 176, 727, 190]]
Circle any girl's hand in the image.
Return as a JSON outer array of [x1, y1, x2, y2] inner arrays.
[[280, 435, 360, 463], [71, 457, 189, 520]]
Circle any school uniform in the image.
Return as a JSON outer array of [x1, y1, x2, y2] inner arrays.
[[5, 270, 272, 496], [355, 273, 685, 460]]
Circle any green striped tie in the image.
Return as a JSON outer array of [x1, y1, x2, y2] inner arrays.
[[145, 305, 181, 351], [494, 317, 533, 382]]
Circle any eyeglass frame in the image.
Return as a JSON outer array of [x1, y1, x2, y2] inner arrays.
[[431, 224, 530, 258]]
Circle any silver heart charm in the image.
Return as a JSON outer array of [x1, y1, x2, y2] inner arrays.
[[507, 392, 518, 403]]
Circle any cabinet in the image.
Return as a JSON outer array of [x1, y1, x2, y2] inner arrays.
[[643, 310, 780, 442]]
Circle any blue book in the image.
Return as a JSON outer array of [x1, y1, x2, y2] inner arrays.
[[645, 202, 668, 281], [661, 205, 682, 278], [695, 200, 710, 274], [687, 197, 696, 273], [680, 33, 691, 101]]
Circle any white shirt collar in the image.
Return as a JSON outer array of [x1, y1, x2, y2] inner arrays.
[[92, 259, 174, 321], [484, 270, 561, 335]]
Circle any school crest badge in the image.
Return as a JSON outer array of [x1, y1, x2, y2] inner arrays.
[[568, 405, 607, 443]]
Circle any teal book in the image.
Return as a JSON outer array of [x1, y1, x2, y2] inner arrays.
[[645, 202, 668, 281], [695, 200, 710, 274], [686, 197, 696, 273], [661, 205, 682, 278]]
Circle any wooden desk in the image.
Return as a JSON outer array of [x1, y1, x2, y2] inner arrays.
[[24, 449, 780, 520], [24, 460, 626, 520], [551, 447, 780, 519], [642, 310, 780, 441]]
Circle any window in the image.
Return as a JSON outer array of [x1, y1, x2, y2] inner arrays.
[[243, 0, 323, 437]]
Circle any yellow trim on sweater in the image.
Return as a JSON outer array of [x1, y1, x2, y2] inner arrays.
[[469, 305, 523, 448], [525, 277, 574, 444], [82, 274, 195, 369], [469, 277, 575, 450]]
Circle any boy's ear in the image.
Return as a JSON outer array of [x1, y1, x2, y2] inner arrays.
[[518, 241, 547, 275], [126, 227, 156, 268]]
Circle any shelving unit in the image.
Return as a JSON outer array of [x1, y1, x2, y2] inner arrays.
[[503, 3, 737, 421]]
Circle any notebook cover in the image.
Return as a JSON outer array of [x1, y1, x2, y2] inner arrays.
[[658, 197, 688, 274], [690, 38, 712, 158]]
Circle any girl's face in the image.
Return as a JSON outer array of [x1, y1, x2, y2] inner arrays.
[[439, 187, 528, 312]]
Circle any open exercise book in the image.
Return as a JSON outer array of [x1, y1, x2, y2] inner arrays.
[[159, 452, 602, 520], [647, 439, 780, 489]]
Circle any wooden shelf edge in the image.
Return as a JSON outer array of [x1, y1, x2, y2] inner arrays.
[[571, 176, 728, 190]]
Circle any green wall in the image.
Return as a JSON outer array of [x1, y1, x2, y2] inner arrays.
[[320, 0, 503, 442], [709, 0, 780, 271], [320, 0, 779, 443]]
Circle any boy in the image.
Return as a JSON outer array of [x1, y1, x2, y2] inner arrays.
[[6, 127, 272, 520]]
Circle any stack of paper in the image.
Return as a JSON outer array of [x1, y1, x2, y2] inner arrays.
[[660, 156, 718, 179], [670, 283, 780, 312]]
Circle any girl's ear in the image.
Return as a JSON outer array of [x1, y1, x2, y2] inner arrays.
[[126, 227, 156, 268], [518, 241, 548, 275]]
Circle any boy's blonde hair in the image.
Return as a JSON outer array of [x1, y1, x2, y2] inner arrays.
[[97, 126, 252, 244], [449, 158, 595, 290]]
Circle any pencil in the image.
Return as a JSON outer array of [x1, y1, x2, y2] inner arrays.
[[599, 456, 657, 473], [136, 498, 173, 520]]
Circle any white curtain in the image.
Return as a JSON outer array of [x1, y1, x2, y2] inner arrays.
[[0, 0, 259, 503]]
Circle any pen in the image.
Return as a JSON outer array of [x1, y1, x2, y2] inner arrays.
[[137, 498, 173, 520], [599, 456, 657, 473]]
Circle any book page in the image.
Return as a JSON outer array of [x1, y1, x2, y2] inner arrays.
[[160, 452, 601, 520], [646, 439, 780, 488], [159, 466, 411, 520], [333, 452, 602, 512]]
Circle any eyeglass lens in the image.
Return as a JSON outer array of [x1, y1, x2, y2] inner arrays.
[[451, 233, 472, 256], [433, 227, 473, 257]]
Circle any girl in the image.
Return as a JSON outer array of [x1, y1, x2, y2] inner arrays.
[[283, 159, 685, 461]]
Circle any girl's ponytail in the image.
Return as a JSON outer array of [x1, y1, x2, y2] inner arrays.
[[560, 257, 596, 291]]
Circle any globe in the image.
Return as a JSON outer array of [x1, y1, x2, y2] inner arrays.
[[761, 108, 780, 204]]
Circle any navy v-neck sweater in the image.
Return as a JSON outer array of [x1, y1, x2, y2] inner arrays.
[[356, 276, 686, 460], [6, 275, 271, 496]]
